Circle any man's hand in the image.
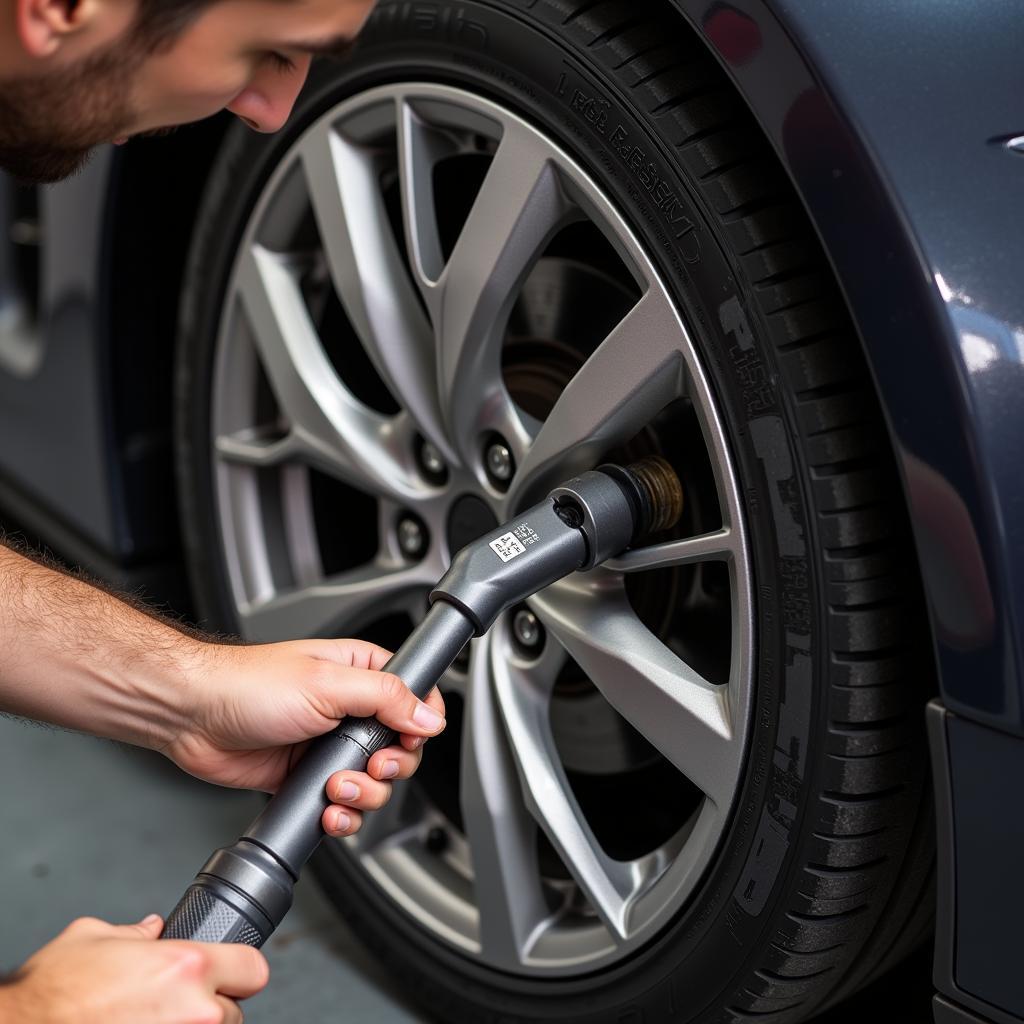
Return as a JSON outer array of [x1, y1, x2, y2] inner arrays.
[[164, 638, 446, 838], [0, 544, 444, 837], [0, 914, 267, 1023]]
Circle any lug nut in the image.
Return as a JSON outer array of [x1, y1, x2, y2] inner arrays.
[[417, 439, 447, 483], [512, 607, 545, 655], [485, 437, 514, 488], [397, 515, 428, 559]]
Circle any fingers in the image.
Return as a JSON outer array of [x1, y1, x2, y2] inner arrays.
[[64, 914, 163, 941], [129, 914, 164, 939], [367, 742, 423, 782], [322, 739, 430, 837], [307, 667, 446, 739], [326, 758, 409, 807], [216, 995, 244, 1024], [325, 743, 423, 803], [322, 804, 361, 837], [306, 637, 394, 672], [194, 943, 269, 1000]]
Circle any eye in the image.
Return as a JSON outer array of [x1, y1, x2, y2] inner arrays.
[[265, 51, 297, 72]]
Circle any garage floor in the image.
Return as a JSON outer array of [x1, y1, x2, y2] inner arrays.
[[0, 716, 427, 1022], [0, 716, 933, 1022]]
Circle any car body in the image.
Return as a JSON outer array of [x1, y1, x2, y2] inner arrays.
[[1, 2, 1022, 1021]]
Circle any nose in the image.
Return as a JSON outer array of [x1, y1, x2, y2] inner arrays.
[[227, 53, 312, 133]]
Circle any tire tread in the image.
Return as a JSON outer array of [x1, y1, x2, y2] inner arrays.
[[537, 4, 935, 1018]]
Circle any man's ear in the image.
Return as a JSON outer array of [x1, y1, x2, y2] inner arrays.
[[15, 0, 106, 57]]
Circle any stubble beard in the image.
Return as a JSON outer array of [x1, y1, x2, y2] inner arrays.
[[0, 41, 144, 184]]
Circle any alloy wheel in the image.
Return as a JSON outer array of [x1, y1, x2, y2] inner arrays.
[[210, 83, 755, 976]]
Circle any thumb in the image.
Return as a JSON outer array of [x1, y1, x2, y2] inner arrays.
[[311, 666, 446, 737], [115, 913, 164, 939]]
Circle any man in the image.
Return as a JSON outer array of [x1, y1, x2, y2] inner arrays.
[[0, 0, 441, 1019]]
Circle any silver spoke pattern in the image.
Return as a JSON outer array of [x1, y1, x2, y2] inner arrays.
[[214, 83, 755, 977], [215, 427, 302, 467], [237, 557, 438, 642], [605, 527, 737, 573], [402, 114, 574, 463], [395, 97, 461, 290], [234, 243, 424, 503], [507, 287, 687, 509], [459, 634, 554, 966], [531, 574, 739, 809], [298, 120, 453, 463], [489, 633, 645, 944]]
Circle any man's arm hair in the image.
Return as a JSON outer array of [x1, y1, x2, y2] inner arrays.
[[0, 536, 221, 750]]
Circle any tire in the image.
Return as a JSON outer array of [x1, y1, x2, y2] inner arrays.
[[175, 1, 935, 1021]]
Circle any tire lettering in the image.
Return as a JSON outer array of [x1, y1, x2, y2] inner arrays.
[[733, 807, 788, 917], [719, 295, 753, 350], [372, 4, 488, 48], [750, 416, 804, 559], [557, 64, 702, 265], [774, 643, 811, 785], [720, 296, 774, 414]]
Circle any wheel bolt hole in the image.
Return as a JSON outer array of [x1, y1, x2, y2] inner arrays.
[[416, 437, 448, 485], [483, 434, 514, 491], [396, 513, 429, 560], [512, 606, 545, 659], [425, 826, 449, 854]]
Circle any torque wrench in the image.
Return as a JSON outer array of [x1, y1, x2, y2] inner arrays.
[[161, 457, 683, 946]]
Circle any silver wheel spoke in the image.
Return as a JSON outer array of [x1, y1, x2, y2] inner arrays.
[[237, 558, 435, 642], [413, 122, 573, 460], [460, 636, 552, 967], [490, 638, 639, 942], [236, 244, 423, 502], [299, 123, 453, 462], [396, 98, 460, 292], [214, 428, 300, 467], [508, 289, 686, 507], [531, 575, 738, 809], [605, 527, 736, 573]]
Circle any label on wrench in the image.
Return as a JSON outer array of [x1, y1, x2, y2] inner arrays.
[[489, 532, 526, 562]]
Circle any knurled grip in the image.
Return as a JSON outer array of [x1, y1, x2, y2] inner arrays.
[[332, 715, 397, 753], [163, 883, 269, 946]]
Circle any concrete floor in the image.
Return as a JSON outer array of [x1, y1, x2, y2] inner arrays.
[[0, 716, 428, 1022], [0, 715, 933, 1023]]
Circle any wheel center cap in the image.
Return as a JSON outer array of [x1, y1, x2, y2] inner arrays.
[[447, 494, 499, 556]]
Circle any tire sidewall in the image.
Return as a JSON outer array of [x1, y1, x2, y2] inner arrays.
[[176, 3, 823, 1020]]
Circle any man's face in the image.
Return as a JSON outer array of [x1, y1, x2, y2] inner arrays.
[[0, 0, 374, 183]]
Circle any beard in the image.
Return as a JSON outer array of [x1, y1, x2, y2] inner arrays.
[[0, 40, 145, 184]]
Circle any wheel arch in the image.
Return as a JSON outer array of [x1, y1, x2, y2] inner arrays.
[[667, 0, 1024, 732]]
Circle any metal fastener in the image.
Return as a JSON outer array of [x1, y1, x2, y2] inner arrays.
[[485, 441, 514, 483], [397, 516, 427, 558], [419, 441, 446, 479], [512, 608, 544, 652]]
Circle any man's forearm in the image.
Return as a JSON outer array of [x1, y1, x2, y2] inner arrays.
[[0, 542, 206, 750]]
